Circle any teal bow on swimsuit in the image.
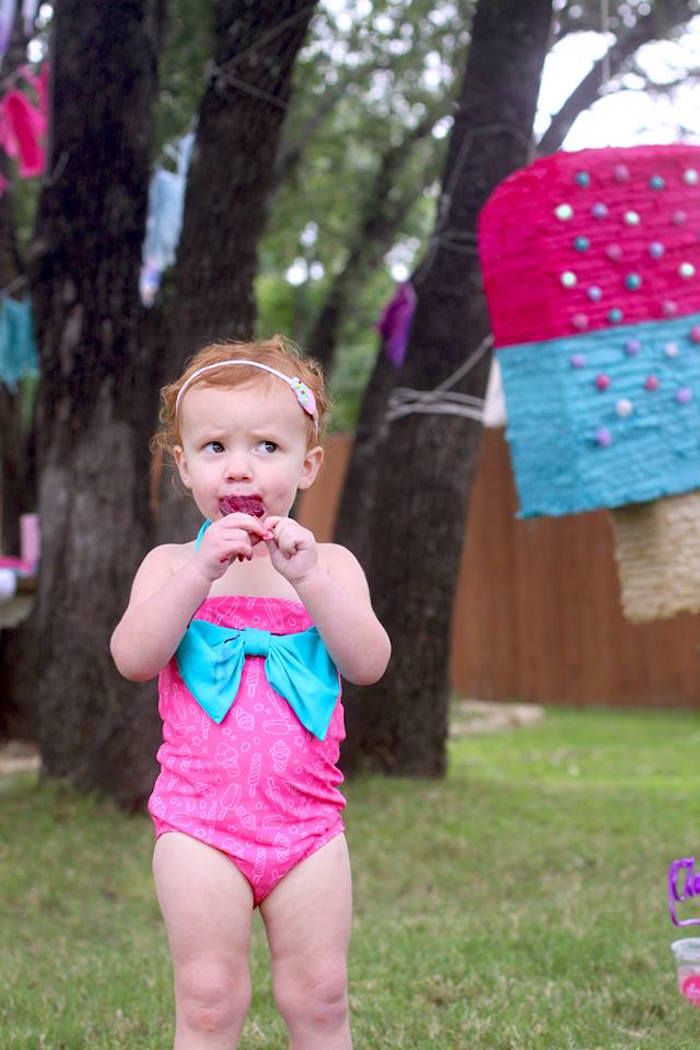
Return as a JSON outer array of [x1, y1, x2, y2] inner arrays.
[[179, 521, 338, 741], [176, 619, 340, 741]]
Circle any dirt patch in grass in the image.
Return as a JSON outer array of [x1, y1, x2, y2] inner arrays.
[[0, 739, 39, 777], [450, 699, 544, 737]]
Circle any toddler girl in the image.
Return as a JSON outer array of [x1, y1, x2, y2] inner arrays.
[[111, 336, 391, 1050]]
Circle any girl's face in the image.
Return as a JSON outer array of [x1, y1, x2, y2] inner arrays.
[[174, 380, 323, 521]]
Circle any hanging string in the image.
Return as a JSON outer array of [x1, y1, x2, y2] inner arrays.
[[217, 4, 319, 73], [385, 333, 493, 423], [0, 272, 26, 296], [416, 123, 531, 286], [430, 229, 479, 258], [601, 0, 611, 85], [212, 70, 289, 110], [209, 2, 319, 107]]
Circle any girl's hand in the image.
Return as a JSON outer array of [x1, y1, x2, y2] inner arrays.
[[264, 516, 319, 584], [193, 514, 273, 580]]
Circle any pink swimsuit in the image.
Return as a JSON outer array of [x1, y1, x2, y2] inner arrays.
[[148, 595, 346, 906]]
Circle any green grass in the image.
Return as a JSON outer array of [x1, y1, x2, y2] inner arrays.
[[2, 705, 700, 1048]]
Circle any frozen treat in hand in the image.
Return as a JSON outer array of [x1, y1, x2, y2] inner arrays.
[[218, 494, 268, 561], [219, 494, 266, 519]]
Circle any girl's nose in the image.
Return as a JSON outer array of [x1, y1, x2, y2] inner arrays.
[[224, 451, 252, 480]]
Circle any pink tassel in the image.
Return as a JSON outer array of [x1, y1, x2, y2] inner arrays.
[[0, 88, 45, 177], [17, 64, 48, 133]]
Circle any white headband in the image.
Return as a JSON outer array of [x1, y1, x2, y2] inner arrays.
[[175, 359, 318, 426]]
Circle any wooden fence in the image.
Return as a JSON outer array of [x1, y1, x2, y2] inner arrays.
[[298, 430, 700, 709]]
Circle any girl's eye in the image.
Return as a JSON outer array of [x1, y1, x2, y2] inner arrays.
[[257, 440, 278, 454], [204, 441, 225, 453]]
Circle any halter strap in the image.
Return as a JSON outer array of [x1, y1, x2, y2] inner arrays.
[[194, 520, 211, 550]]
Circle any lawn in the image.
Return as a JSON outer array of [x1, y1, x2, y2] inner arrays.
[[2, 705, 700, 1049]]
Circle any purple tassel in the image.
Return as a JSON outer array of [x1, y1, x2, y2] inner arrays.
[[375, 281, 417, 367], [21, 0, 38, 35], [0, 0, 16, 59]]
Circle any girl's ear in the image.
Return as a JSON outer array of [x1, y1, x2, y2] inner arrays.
[[173, 445, 191, 489], [297, 445, 324, 491]]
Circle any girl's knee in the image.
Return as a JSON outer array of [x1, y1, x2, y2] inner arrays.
[[274, 961, 349, 1030], [176, 959, 252, 1035]]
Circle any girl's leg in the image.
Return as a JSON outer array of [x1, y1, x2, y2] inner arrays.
[[153, 832, 255, 1050], [260, 833, 353, 1050]]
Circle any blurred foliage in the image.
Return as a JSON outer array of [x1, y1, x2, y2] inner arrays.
[[153, 0, 213, 157]]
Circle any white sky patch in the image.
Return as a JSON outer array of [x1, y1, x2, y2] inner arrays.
[[374, 13, 395, 34], [535, 31, 610, 138], [285, 259, 308, 286], [300, 222, 319, 248], [536, 17, 700, 148]]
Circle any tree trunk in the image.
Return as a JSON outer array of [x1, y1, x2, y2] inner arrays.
[[157, 0, 320, 545], [341, 0, 553, 776], [29, 0, 165, 807], [332, 347, 396, 560]]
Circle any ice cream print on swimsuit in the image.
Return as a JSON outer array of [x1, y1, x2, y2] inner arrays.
[[174, 358, 318, 424]]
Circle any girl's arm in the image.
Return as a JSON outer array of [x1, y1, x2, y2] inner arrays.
[[110, 545, 213, 681], [111, 514, 270, 681], [265, 517, 390, 684], [295, 544, 391, 685]]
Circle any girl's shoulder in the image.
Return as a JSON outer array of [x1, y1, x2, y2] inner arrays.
[[160, 540, 196, 567], [129, 541, 195, 598], [318, 542, 369, 587], [141, 540, 195, 572]]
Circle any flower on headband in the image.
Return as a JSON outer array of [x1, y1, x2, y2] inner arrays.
[[290, 376, 317, 418]]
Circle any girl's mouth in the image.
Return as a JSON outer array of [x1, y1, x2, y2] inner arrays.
[[219, 494, 265, 518]]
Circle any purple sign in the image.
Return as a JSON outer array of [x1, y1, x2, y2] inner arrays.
[[669, 857, 700, 927]]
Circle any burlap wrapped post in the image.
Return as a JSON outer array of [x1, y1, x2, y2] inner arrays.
[[611, 493, 700, 622]]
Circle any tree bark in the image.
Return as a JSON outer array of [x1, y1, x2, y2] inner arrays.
[[29, 0, 165, 807], [340, 0, 554, 776], [332, 348, 396, 561], [156, 0, 320, 544]]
